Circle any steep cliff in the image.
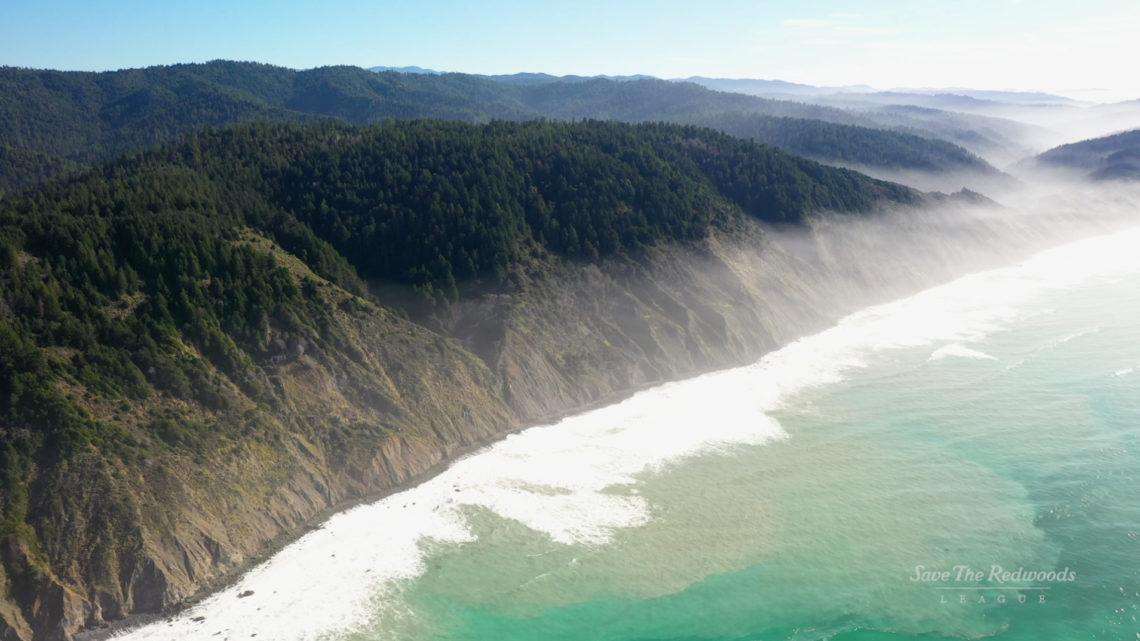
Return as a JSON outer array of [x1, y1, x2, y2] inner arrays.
[[1, 118, 1134, 640], [1, 237, 515, 640], [455, 195, 1130, 426], [7, 198, 1136, 641]]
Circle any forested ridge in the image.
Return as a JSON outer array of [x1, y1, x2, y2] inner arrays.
[[1032, 129, 1140, 180], [0, 119, 916, 557], [10, 120, 918, 301], [0, 61, 996, 192], [682, 112, 993, 172], [0, 118, 925, 640]]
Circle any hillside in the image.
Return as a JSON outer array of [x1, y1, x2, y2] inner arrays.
[[858, 104, 1054, 164], [677, 112, 998, 173], [0, 61, 996, 193], [12, 120, 918, 299], [0, 119, 927, 640], [1031, 129, 1140, 180]]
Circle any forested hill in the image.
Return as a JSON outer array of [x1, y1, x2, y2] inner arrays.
[[9, 120, 920, 303], [0, 119, 926, 639], [1031, 129, 1140, 180], [679, 112, 995, 173], [0, 61, 995, 191]]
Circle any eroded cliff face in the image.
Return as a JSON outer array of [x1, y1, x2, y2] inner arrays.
[[469, 201, 1127, 425], [3, 199, 1134, 640], [0, 248, 515, 641]]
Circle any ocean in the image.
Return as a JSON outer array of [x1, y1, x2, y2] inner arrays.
[[117, 225, 1140, 641]]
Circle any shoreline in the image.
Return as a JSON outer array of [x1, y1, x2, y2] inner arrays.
[[78, 205, 1140, 641], [77, 368, 713, 641]]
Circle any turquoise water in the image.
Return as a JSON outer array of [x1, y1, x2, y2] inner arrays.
[[351, 258, 1140, 639]]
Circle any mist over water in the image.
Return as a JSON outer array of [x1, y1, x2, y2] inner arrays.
[[111, 219, 1140, 640]]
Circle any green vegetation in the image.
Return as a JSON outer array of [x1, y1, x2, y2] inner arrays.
[[0, 61, 991, 193], [0, 116, 915, 480], [1033, 129, 1140, 180], [11, 120, 917, 301], [0, 206, 310, 447], [0, 118, 920, 637], [681, 112, 996, 172]]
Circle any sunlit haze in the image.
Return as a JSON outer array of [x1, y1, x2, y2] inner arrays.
[[3, 0, 1140, 101]]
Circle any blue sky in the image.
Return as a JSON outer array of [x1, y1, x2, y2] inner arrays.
[[3, 0, 1139, 99]]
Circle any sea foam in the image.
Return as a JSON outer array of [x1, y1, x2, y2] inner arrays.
[[929, 343, 998, 361]]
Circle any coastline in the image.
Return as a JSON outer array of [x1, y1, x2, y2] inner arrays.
[[78, 197, 1140, 641], [76, 372, 685, 641]]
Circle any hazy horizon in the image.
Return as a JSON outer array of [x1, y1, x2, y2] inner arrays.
[[5, 1, 1140, 103]]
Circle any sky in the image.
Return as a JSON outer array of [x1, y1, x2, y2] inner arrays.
[[3, 0, 1140, 100]]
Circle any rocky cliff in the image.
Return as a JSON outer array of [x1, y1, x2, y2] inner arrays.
[[4, 188, 1128, 641]]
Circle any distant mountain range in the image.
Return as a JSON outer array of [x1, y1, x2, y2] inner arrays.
[[678, 76, 874, 96], [892, 87, 1078, 105], [0, 61, 1006, 194], [227, 63, 1100, 159], [367, 65, 445, 75], [372, 68, 1079, 167], [368, 67, 1077, 105]]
